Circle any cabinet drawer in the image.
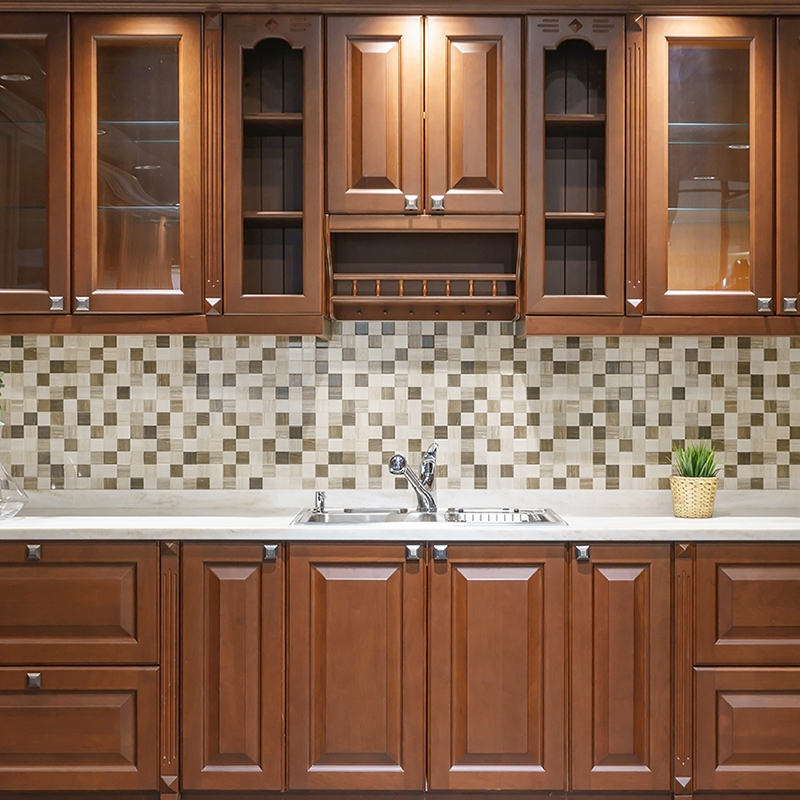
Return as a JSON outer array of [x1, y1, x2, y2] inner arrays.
[[696, 544, 800, 664], [695, 667, 800, 791], [0, 542, 159, 664], [0, 666, 159, 791]]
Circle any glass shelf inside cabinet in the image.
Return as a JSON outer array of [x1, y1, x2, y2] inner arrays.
[[668, 122, 749, 146]]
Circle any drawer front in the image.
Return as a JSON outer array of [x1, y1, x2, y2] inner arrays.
[[696, 544, 800, 664], [695, 667, 800, 791], [0, 666, 159, 791], [0, 542, 159, 664]]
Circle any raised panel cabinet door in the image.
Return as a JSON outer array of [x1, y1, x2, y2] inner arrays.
[[0, 14, 69, 315], [696, 667, 800, 791], [0, 542, 158, 664], [696, 543, 800, 664], [223, 15, 324, 316], [570, 543, 672, 791], [645, 17, 774, 315], [72, 15, 203, 314], [426, 16, 521, 214], [181, 543, 284, 791], [0, 666, 159, 791], [287, 543, 425, 790], [428, 544, 565, 790], [327, 16, 423, 214]]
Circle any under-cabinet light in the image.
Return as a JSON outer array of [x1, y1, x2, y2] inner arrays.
[[0, 73, 31, 81]]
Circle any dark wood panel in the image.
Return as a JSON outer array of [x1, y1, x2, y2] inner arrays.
[[0, 542, 158, 664], [696, 543, 800, 664], [673, 542, 694, 795], [327, 16, 422, 214], [0, 666, 158, 791], [570, 543, 671, 791], [426, 16, 521, 214], [159, 541, 179, 795], [428, 544, 565, 790], [181, 543, 283, 791], [696, 667, 800, 791], [287, 543, 424, 790]]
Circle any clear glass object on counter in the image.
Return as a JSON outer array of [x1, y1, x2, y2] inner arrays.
[[0, 461, 27, 520]]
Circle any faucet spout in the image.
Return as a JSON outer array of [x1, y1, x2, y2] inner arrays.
[[388, 443, 438, 512]]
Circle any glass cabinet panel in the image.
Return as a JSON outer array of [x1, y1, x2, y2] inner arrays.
[[667, 43, 751, 293], [95, 40, 181, 292], [646, 17, 773, 315], [73, 16, 202, 314], [0, 15, 68, 314]]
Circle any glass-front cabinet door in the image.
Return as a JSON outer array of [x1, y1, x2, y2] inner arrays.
[[72, 16, 202, 314], [0, 15, 68, 314], [646, 17, 774, 315]]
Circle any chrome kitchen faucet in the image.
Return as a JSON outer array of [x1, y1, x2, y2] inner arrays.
[[388, 442, 438, 512]]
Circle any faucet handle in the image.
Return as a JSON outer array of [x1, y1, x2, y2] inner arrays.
[[389, 454, 407, 475]]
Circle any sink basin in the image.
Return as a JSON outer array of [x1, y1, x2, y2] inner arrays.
[[291, 506, 566, 526]]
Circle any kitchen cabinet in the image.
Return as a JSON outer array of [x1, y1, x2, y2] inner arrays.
[[645, 16, 774, 316], [222, 15, 324, 318], [181, 542, 284, 791], [72, 15, 203, 314], [327, 16, 521, 216], [0, 14, 69, 315], [694, 544, 800, 791], [286, 542, 426, 790], [570, 543, 672, 791], [428, 543, 565, 790], [0, 542, 160, 791], [526, 15, 625, 316]]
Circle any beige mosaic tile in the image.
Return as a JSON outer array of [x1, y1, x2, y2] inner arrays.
[[1, 325, 800, 491]]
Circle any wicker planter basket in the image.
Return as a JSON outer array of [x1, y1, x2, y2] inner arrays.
[[669, 475, 719, 518]]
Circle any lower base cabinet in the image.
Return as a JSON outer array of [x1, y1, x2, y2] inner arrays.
[[0, 667, 159, 792]]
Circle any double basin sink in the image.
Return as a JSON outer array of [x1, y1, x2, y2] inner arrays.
[[292, 506, 567, 526]]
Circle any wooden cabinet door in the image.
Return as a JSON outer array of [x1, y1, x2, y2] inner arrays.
[[570, 543, 671, 790], [287, 543, 425, 790], [72, 16, 202, 314], [181, 543, 283, 791], [426, 17, 522, 214], [696, 543, 800, 664], [223, 15, 324, 316], [696, 667, 800, 791], [0, 666, 158, 791], [327, 16, 423, 214], [777, 18, 800, 316], [428, 544, 565, 790], [645, 17, 774, 315], [0, 542, 158, 664], [0, 15, 69, 315], [526, 15, 625, 315]]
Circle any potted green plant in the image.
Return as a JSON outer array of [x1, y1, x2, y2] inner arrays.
[[670, 442, 720, 518]]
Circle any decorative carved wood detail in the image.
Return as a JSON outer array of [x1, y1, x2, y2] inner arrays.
[[674, 542, 694, 795], [626, 14, 645, 314], [204, 12, 223, 311], [160, 542, 179, 792]]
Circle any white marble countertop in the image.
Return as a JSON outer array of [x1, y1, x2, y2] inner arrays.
[[0, 488, 798, 541]]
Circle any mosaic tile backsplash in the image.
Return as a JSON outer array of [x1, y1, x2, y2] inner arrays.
[[2, 322, 800, 491]]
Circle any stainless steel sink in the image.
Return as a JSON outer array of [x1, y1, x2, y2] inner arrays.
[[291, 506, 566, 526]]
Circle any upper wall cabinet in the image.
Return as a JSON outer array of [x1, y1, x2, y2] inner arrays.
[[0, 15, 69, 315], [526, 15, 625, 315], [645, 16, 774, 316], [327, 16, 521, 216], [72, 15, 203, 314], [778, 17, 800, 316], [222, 15, 323, 316]]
